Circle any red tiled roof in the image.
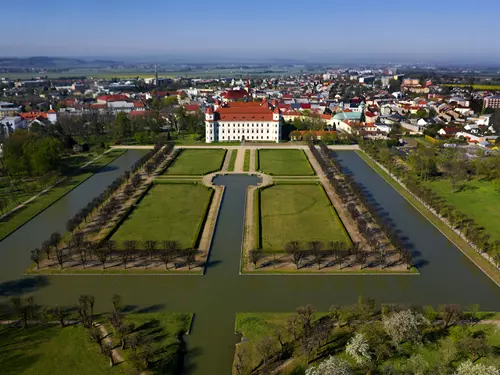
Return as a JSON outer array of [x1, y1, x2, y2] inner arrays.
[[300, 103, 311, 109], [184, 104, 200, 112], [215, 102, 276, 122], [293, 130, 337, 136], [223, 90, 249, 100], [441, 127, 460, 134], [133, 101, 145, 108], [97, 94, 129, 102], [365, 111, 376, 117], [320, 114, 332, 120], [90, 104, 106, 109], [20, 112, 47, 120]]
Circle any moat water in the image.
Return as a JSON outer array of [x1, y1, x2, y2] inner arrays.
[[0, 150, 499, 374]]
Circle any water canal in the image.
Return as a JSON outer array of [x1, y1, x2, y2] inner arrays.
[[0, 150, 499, 374]]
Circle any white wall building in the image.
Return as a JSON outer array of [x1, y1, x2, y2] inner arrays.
[[205, 100, 281, 143], [0, 116, 28, 138]]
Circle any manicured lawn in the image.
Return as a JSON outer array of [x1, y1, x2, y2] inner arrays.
[[227, 150, 237, 171], [165, 149, 226, 175], [259, 184, 351, 251], [111, 183, 213, 248], [425, 178, 500, 242], [258, 149, 314, 176], [243, 150, 250, 172], [0, 149, 125, 242], [0, 324, 121, 375]]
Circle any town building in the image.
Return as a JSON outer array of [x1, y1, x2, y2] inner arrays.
[[483, 95, 500, 109], [0, 102, 21, 118], [205, 100, 281, 143]]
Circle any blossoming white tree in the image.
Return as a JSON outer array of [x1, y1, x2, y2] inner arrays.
[[382, 309, 429, 346], [305, 356, 352, 375], [455, 360, 500, 375], [345, 332, 371, 365]]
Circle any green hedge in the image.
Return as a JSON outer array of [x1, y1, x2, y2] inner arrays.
[[255, 149, 260, 171], [192, 187, 215, 249], [243, 150, 250, 172], [254, 188, 262, 249], [227, 150, 237, 171]]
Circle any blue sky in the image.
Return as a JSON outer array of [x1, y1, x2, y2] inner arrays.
[[3, 0, 500, 63]]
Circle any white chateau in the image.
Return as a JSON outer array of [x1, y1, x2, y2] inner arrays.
[[205, 99, 282, 143]]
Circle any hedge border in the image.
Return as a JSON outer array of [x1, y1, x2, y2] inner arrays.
[[192, 187, 215, 249]]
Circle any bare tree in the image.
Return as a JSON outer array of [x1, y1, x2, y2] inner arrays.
[[42, 240, 52, 260], [183, 248, 197, 269], [256, 336, 275, 366], [162, 240, 180, 268], [89, 325, 103, 353], [55, 248, 65, 269], [53, 306, 66, 327], [96, 248, 109, 269], [297, 304, 316, 333], [102, 341, 115, 367], [440, 304, 461, 328], [31, 248, 41, 269], [112, 294, 122, 313], [248, 249, 262, 269]]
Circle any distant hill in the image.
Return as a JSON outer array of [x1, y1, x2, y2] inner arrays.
[[0, 57, 121, 68]]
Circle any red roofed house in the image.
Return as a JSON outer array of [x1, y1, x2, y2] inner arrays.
[[222, 89, 250, 102], [184, 104, 200, 113], [365, 111, 377, 124], [438, 127, 461, 136], [205, 100, 281, 143], [97, 94, 130, 104]]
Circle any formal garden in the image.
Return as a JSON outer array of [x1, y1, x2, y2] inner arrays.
[[0, 295, 192, 375], [258, 149, 315, 176], [26, 145, 220, 274], [163, 148, 226, 175], [233, 301, 500, 375]]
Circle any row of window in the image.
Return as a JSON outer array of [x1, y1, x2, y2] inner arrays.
[[207, 123, 276, 127]]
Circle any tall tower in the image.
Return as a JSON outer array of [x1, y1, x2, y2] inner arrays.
[[154, 64, 159, 87]]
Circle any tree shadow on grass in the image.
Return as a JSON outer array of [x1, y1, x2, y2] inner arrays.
[[0, 324, 57, 375]]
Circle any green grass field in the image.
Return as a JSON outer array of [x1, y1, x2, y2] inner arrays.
[[357, 151, 500, 286], [165, 149, 226, 175], [243, 150, 250, 172], [259, 184, 351, 251], [0, 149, 125, 242], [258, 149, 314, 176], [0, 312, 193, 375], [0, 324, 122, 375], [425, 178, 500, 242], [111, 183, 213, 248], [227, 150, 237, 171]]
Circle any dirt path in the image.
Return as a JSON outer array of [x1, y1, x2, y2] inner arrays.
[[249, 149, 256, 172], [222, 150, 232, 172], [234, 149, 245, 172], [96, 322, 125, 364], [198, 186, 224, 253]]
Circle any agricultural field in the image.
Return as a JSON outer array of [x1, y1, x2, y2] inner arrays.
[[259, 184, 351, 251], [258, 149, 314, 176], [111, 183, 213, 248], [164, 149, 226, 175]]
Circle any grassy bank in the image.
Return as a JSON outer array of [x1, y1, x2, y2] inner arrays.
[[356, 151, 500, 286], [0, 149, 125, 242]]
